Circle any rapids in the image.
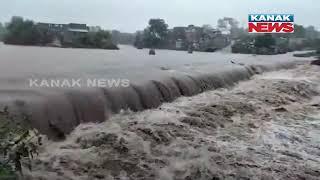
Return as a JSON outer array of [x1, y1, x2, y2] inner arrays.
[[24, 63, 320, 180], [0, 44, 313, 137]]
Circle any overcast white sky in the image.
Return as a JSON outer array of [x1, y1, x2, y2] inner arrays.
[[0, 0, 318, 32]]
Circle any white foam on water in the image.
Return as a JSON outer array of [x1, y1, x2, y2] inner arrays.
[[25, 64, 320, 180]]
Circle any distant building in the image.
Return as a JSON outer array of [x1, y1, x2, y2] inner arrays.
[[63, 23, 89, 44], [36, 22, 89, 44], [148, 24, 231, 51], [37, 23, 67, 32], [185, 25, 202, 45], [185, 25, 230, 51]]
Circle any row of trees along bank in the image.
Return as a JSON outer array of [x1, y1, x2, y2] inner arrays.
[[1, 16, 118, 50], [231, 25, 320, 55], [134, 18, 237, 53]]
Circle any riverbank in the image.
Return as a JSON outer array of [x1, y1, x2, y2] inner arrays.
[[24, 63, 320, 180]]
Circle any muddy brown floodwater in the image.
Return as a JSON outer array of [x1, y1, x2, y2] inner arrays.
[[25, 63, 320, 180]]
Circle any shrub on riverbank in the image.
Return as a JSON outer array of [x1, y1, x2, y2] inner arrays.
[[70, 30, 119, 50], [232, 34, 302, 55], [3, 17, 47, 45], [0, 108, 42, 179], [231, 36, 255, 54], [231, 34, 281, 55], [232, 24, 320, 55], [0, 23, 6, 41]]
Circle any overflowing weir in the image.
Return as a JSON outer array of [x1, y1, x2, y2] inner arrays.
[[0, 62, 296, 138]]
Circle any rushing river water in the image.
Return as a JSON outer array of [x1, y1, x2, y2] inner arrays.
[[0, 43, 305, 84], [25, 64, 320, 180], [0, 43, 311, 137]]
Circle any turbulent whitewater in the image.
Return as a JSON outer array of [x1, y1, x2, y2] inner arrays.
[[0, 61, 295, 138], [24, 63, 320, 180], [0, 45, 308, 138]]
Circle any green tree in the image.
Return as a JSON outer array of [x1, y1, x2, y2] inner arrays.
[[76, 30, 118, 49], [4, 16, 41, 45], [93, 30, 110, 47], [305, 26, 319, 39], [292, 24, 306, 38], [134, 31, 144, 48], [172, 27, 186, 41], [143, 19, 168, 48], [254, 34, 275, 48], [0, 23, 6, 41]]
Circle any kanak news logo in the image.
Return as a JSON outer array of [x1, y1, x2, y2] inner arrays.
[[248, 14, 294, 33]]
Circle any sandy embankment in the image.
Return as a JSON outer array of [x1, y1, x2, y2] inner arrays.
[[26, 63, 320, 180]]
